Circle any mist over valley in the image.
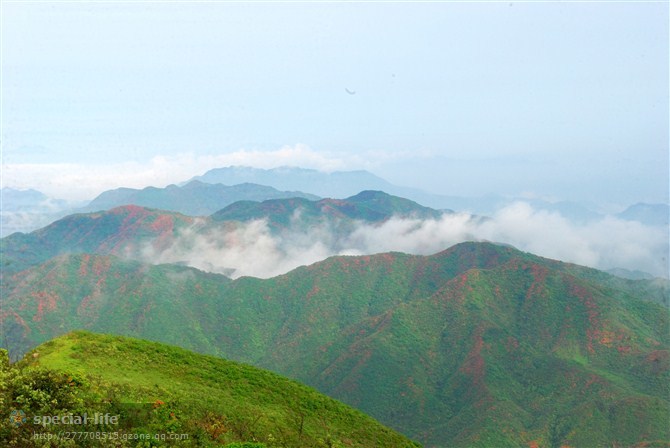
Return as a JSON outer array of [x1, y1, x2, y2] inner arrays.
[[2, 3, 668, 446], [3, 167, 667, 279]]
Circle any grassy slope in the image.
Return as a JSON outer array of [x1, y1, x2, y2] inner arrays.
[[10, 331, 418, 447]]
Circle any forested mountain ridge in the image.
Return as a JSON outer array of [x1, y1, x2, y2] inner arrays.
[[1, 242, 667, 446]]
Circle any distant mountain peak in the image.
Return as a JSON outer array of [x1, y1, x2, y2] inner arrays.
[[617, 202, 669, 226], [190, 166, 395, 200], [346, 190, 390, 201], [211, 190, 443, 224], [79, 181, 319, 216]]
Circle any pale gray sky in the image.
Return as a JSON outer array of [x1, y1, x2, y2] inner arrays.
[[2, 1, 668, 205]]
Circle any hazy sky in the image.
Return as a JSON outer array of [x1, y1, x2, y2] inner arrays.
[[2, 1, 668, 205]]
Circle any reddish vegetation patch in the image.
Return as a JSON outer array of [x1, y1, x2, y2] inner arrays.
[[305, 284, 321, 300], [456, 272, 470, 289], [100, 206, 153, 254], [92, 256, 111, 278], [599, 330, 615, 347], [79, 254, 91, 277], [15, 312, 30, 335], [433, 272, 472, 306], [151, 214, 174, 233], [379, 252, 396, 263], [528, 441, 540, 448], [567, 277, 601, 354], [120, 207, 148, 228], [505, 336, 519, 353], [643, 350, 669, 375], [0, 311, 31, 336], [354, 256, 372, 266], [581, 373, 606, 394], [32, 291, 59, 322], [77, 294, 99, 317], [79, 295, 93, 310], [646, 350, 669, 363], [319, 203, 346, 219], [78, 256, 111, 290], [645, 338, 661, 347], [525, 263, 549, 301], [151, 215, 176, 251], [460, 330, 486, 388], [353, 311, 394, 337], [111, 204, 147, 216]]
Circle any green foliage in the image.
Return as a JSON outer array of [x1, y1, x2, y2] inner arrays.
[[211, 190, 441, 226], [2, 241, 669, 447], [0, 350, 87, 447], [0, 332, 419, 447], [224, 443, 267, 448]]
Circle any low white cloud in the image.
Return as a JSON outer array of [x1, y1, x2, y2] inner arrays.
[[202, 144, 351, 172], [135, 202, 668, 279], [346, 203, 668, 278], [1, 212, 59, 238], [1, 144, 357, 202], [139, 218, 338, 279], [2, 143, 457, 203], [478, 202, 668, 276]]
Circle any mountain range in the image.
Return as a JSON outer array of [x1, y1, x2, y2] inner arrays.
[[4, 167, 668, 239], [189, 166, 400, 201], [79, 180, 320, 216], [0, 191, 452, 278], [2, 177, 669, 446], [617, 202, 670, 227], [190, 166, 670, 224], [0, 188, 76, 238], [2, 240, 667, 447]]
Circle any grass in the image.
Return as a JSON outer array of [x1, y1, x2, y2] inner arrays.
[[2, 331, 420, 448]]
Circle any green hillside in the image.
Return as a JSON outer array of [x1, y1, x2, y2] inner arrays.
[[0, 331, 418, 447], [210, 190, 442, 228], [0, 254, 232, 358], [1, 243, 668, 447], [1, 192, 445, 278], [295, 257, 670, 446], [0, 205, 199, 276]]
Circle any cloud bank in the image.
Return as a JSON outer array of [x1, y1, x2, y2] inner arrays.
[[2, 144, 359, 201], [139, 202, 669, 279]]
